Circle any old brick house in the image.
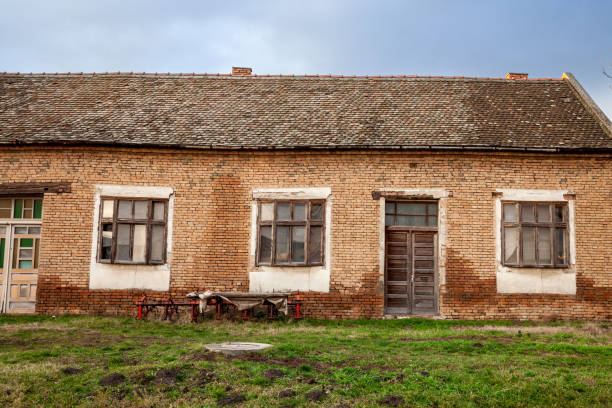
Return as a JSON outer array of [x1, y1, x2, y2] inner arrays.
[[0, 68, 610, 320]]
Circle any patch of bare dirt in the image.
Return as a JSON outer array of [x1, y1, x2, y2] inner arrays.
[[186, 350, 218, 362], [194, 369, 217, 386], [218, 393, 246, 406], [61, 367, 83, 375], [278, 389, 296, 398], [380, 395, 405, 407], [100, 373, 126, 387], [306, 389, 327, 402], [153, 368, 182, 385], [262, 368, 285, 381]]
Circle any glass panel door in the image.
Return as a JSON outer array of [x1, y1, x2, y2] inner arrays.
[[0, 225, 6, 312], [5, 225, 40, 313]]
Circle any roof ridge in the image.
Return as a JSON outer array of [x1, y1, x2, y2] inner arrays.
[[0, 71, 564, 81]]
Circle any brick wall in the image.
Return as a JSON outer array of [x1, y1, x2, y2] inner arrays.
[[0, 146, 610, 320]]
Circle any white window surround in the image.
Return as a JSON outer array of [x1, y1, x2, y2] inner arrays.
[[89, 185, 174, 291], [249, 188, 332, 293], [495, 189, 576, 295], [377, 188, 450, 296]]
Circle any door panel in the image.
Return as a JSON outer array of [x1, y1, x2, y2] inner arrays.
[[385, 229, 437, 315], [4, 226, 40, 313], [0, 225, 6, 310]]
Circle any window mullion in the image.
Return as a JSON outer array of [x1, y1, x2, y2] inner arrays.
[[271, 201, 277, 265]]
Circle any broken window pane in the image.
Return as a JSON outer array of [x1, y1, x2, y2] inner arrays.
[[504, 227, 518, 264], [503, 203, 517, 222], [537, 205, 551, 223], [260, 203, 274, 221], [258, 226, 272, 263], [33, 200, 43, 219], [554, 205, 565, 222], [291, 226, 305, 262], [133, 225, 147, 263], [398, 203, 426, 215], [153, 202, 165, 221], [134, 201, 148, 219], [276, 203, 290, 221], [555, 228, 566, 264], [293, 203, 306, 221], [275, 226, 290, 262], [118, 200, 132, 219], [310, 203, 323, 221], [538, 227, 552, 264], [520, 204, 535, 222], [102, 200, 114, 218], [101, 224, 112, 260], [150, 225, 164, 262], [522, 227, 536, 264], [309, 226, 322, 263], [117, 224, 131, 261]]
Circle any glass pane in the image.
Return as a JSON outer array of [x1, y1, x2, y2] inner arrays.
[[309, 226, 322, 264], [258, 226, 272, 263], [0, 209, 10, 218], [538, 228, 552, 264], [15, 227, 28, 234], [291, 226, 305, 262], [133, 225, 147, 263], [153, 202, 165, 221], [20, 284, 28, 297], [101, 224, 112, 260], [554, 205, 565, 222], [520, 204, 535, 222], [102, 200, 114, 218], [504, 204, 518, 222], [385, 202, 395, 214], [385, 215, 394, 226], [23, 209, 33, 219], [555, 228, 566, 265], [537, 205, 551, 223], [20, 238, 33, 248], [0, 199, 11, 208], [19, 260, 32, 269], [397, 215, 426, 226], [23, 199, 33, 210], [276, 203, 290, 221], [13, 199, 22, 219], [34, 238, 40, 268], [397, 203, 426, 215], [504, 227, 518, 264], [260, 203, 274, 221], [33, 200, 43, 219], [19, 249, 32, 258], [118, 200, 132, 218], [310, 203, 323, 221], [427, 216, 438, 227], [427, 203, 438, 215], [116, 224, 131, 261], [28, 227, 41, 235], [0, 226, 4, 234], [522, 227, 536, 264], [150, 225, 164, 262], [275, 226, 290, 262], [293, 203, 306, 221], [0, 238, 5, 269], [134, 201, 148, 219]]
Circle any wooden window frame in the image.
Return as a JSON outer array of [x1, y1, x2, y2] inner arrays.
[[385, 200, 438, 229], [0, 197, 43, 220], [256, 200, 325, 267], [97, 197, 168, 265], [501, 201, 569, 268]]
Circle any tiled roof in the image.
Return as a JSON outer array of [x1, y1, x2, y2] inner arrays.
[[1, 72, 610, 152]]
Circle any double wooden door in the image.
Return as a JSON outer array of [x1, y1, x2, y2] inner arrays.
[[385, 230, 437, 315]]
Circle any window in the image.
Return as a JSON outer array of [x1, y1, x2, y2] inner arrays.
[[385, 201, 438, 227], [0, 198, 43, 219], [98, 198, 167, 264], [257, 200, 325, 266], [502, 202, 569, 267]]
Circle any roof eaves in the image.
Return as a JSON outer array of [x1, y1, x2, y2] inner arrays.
[[562, 72, 612, 139]]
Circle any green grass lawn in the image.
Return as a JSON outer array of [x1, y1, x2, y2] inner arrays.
[[0, 315, 610, 407]]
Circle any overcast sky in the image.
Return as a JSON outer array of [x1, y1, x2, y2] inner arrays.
[[1, 0, 611, 118]]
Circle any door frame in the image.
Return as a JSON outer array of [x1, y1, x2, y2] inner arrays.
[[0, 219, 42, 314], [384, 226, 439, 315]]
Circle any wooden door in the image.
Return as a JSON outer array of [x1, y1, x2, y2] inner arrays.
[[0, 225, 6, 312], [385, 230, 437, 315], [5, 225, 40, 313]]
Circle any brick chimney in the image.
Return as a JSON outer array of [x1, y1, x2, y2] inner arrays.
[[232, 67, 252, 76], [505, 72, 528, 80]]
